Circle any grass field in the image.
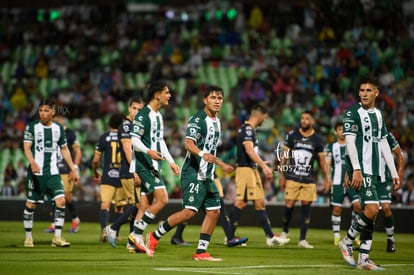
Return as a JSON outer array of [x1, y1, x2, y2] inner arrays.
[[0, 221, 413, 275]]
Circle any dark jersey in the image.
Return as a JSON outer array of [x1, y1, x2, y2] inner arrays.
[[283, 129, 325, 183], [95, 130, 121, 187], [57, 128, 78, 174], [118, 117, 133, 179], [236, 123, 258, 168]]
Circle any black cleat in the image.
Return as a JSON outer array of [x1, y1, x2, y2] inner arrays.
[[386, 239, 396, 253]]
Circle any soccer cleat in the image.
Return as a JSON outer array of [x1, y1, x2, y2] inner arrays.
[[145, 232, 159, 257], [52, 236, 71, 247], [298, 240, 314, 249], [128, 232, 146, 253], [100, 230, 107, 243], [126, 242, 143, 253], [280, 231, 289, 239], [105, 225, 117, 248], [24, 237, 34, 247], [334, 236, 340, 246], [44, 224, 55, 233], [227, 237, 248, 247], [387, 239, 396, 253], [71, 217, 80, 233], [193, 252, 222, 261], [266, 234, 290, 246], [356, 258, 385, 271], [338, 239, 356, 267], [171, 237, 192, 246]]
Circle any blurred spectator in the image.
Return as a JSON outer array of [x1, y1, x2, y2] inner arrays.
[[1, 180, 16, 197], [3, 162, 17, 184]]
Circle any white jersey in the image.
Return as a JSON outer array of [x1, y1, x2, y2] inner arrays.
[[23, 120, 67, 176]]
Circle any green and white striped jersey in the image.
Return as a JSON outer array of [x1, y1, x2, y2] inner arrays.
[[343, 103, 388, 176], [23, 120, 67, 176], [325, 142, 346, 186], [182, 110, 221, 181], [131, 105, 164, 171]]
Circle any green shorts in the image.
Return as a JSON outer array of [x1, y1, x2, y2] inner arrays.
[[377, 180, 392, 203], [25, 171, 64, 203], [181, 176, 221, 212], [352, 174, 379, 208], [330, 185, 359, 206], [138, 169, 165, 195]]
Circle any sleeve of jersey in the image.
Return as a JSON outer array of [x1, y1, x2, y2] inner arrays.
[[23, 124, 33, 143], [342, 110, 357, 136], [160, 140, 174, 164], [95, 135, 104, 153], [58, 124, 67, 147], [185, 118, 200, 142], [242, 125, 253, 143], [381, 138, 398, 178], [345, 135, 360, 170], [325, 144, 332, 160], [380, 112, 388, 139]]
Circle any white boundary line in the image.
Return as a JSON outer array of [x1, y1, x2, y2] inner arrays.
[[155, 263, 414, 274]]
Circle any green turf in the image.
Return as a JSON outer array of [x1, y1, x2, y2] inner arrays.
[[0, 221, 413, 275]]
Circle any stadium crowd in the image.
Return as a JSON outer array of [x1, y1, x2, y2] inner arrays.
[[1, 0, 414, 205]]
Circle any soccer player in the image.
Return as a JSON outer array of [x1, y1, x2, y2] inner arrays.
[[338, 76, 400, 270], [170, 174, 248, 248], [277, 110, 331, 249], [45, 114, 82, 233], [92, 113, 126, 243], [127, 81, 181, 253], [378, 132, 405, 252], [105, 97, 145, 251], [23, 99, 79, 247], [145, 85, 234, 260], [229, 104, 289, 247], [326, 122, 361, 245]]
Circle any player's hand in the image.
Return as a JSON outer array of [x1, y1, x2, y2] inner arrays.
[[93, 172, 101, 182], [263, 166, 273, 181], [343, 171, 350, 188], [31, 162, 40, 174], [133, 172, 141, 187], [350, 170, 363, 190], [323, 178, 332, 194], [202, 152, 218, 164], [216, 159, 234, 173], [221, 163, 234, 174], [392, 177, 401, 190], [147, 150, 164, 161], [70, 169, 80, 185], [170, 163, 181, 175]]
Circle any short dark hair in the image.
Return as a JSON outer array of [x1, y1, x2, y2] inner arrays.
[[129, 96, 144, 106], [250, 104, 267, 115], [147, 80, 169, 101], [108, 113, 125, 129], [302, 110, 314, 118], [38, 98, 55, 109], [204, 85, 223, 98], [334, 121, 343, 130], [359, 75, 379, 89]]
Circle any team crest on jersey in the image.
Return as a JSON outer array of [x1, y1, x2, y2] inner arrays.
[[123, 124, 129, 132], [366, 190, 372, 197], [189, 195, 194, 202]]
